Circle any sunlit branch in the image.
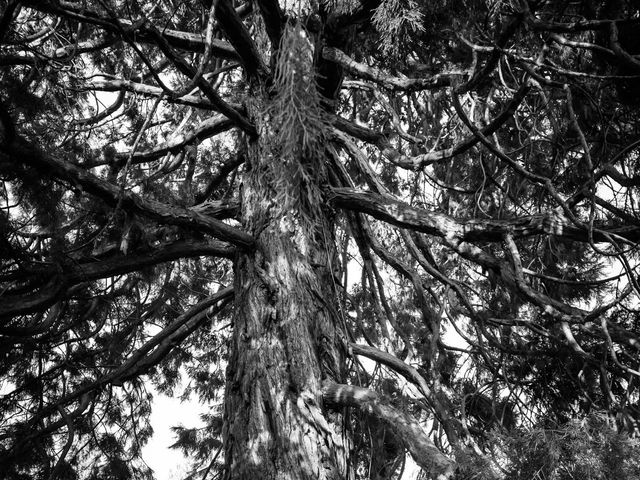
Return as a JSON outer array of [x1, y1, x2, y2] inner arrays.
[[323, 381, 456, 479], [323, 47, 460, 92], [87, 77, 220, 110], [330, 188, 640, 244]]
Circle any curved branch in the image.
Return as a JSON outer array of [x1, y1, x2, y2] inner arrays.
[[101, 114, 234, 165], [113, 287, 234, 383], [140, 24, 256, 135], [0, 240, 235, 320], [47, 405, 75, 480], [21, 1, 239, 58], [378, 83, 530, 170], [322, 381, 455, 479], [73, 90, 125, 127], [330, 187, 640, 244], [194, 154, 245, 204], [323, 47, 460, 92], [0, 288, 232, 464], [3, 136, 255, 248]]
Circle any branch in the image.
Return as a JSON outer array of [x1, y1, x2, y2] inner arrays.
[[377, 83, 530, 169], [113, 287, 234, 383], [93, 114, 235, 166], [322, 381, 455, 480], [73, 90, 125, 126], [21, 0, 239, 58], [140, 24, 256, 135], [323, 47, 459, 92], [214, 0, 268, 79], [0, 240, 235, 320], [87, 77, 220, 110], [3, 136, 255, 249], [329, 188, 640, 244], [47, 405, 75, 480], [0, 288, 232, 463], [0, 1, 20, 43], [254, 0, 284, 48], [460, 12, 525, 93], [194, 154, 245, 204], [529, 16, 640, 34], [331, 82, 528, 170], [331, 115, 387, 144]]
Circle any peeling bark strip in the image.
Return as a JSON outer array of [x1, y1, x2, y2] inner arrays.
[[322, 382, 455, 480]]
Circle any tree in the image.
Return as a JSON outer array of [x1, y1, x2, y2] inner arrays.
[[1, 0, 640, 478]]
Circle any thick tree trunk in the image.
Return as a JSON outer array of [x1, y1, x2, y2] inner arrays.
[[223, 104, 350, 479]]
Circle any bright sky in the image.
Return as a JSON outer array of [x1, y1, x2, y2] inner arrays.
[[143, 392, 205, 480]]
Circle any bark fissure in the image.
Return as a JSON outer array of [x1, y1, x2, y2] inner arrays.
[[223, 100, 349, 479]]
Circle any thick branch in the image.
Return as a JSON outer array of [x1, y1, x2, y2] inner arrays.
[[3, 137, 255, 249], [330, 188, 640, 244], [323, 47, 459, 92], [214, 0, 268, 79], [322, 381, 455, 479], [255, 0, 284, 48], [0, 240, 235, 320], [349, 343, 462, 439]]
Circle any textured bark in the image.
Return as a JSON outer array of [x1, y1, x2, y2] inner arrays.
[[0, 240, 234, 319], [6, 137, 255, 248], [322, 382, 455, 480], [223, 103, 350, 479], [330, 187, 640, 243]]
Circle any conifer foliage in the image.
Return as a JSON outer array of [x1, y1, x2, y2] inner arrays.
[[1, 1, 640, 479]]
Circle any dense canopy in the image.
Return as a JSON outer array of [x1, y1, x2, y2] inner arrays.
[[1, 0, 640, 479]]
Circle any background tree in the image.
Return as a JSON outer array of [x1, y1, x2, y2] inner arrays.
[[1, 0, 640, 479]]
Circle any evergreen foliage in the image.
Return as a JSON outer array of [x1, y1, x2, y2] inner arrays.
[[1, 0, 640, 479]]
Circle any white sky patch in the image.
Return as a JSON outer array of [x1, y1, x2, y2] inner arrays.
[[143, 390, 206, 480]]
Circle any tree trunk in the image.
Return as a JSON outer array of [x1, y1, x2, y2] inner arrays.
[[223, 101, 350, 479]]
